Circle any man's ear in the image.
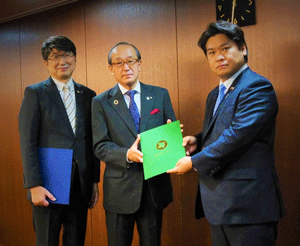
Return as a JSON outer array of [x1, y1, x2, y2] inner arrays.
[[108, 65, 113, 75], [43, 60, 48, 68], [240, 44, 247, 56]]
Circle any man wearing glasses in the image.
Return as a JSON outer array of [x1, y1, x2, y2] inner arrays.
[[19, 36, 100, 246], [92, 42, 176, 246]]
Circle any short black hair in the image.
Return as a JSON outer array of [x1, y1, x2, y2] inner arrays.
[[41, 36, 76, 60], [198, 20, 248, 62], [108, 42, 141, 65]]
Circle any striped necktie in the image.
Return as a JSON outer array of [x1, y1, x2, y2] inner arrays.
[[126, 90, 140, 133], [63, 85, 76, 134]]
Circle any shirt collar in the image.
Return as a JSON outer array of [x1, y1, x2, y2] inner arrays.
[[219, 64, 248, 90], [52, 77, 74, 92], [118, 80, 141, 95]]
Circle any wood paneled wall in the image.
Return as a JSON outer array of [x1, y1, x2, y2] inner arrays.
[[0, 0, 299, 245]]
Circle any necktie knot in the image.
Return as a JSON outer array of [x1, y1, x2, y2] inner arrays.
[[126, 90, 136, 99], [63, 85, 70, 91]]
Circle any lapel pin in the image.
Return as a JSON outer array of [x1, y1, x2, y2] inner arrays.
[[225, 87, 234, 99], [114, 100, 119, 105], [77, 90, 83, 93]]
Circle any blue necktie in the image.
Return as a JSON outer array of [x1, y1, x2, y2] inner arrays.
[[126, 90, 140, 132], [213, 84, 226, 116]]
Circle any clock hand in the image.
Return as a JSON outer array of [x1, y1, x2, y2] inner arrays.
[[231, 0, 236, 23]]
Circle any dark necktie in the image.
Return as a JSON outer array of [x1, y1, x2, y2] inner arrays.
[[213, 84, 226, 116], [126, 90, 140, 132]]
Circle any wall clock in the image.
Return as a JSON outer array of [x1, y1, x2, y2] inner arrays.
[[216, 0, 256, 27]]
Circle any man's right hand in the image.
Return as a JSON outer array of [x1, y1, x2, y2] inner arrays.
[[127, 135, 143, 163], [30, 186, 56, 207], [183, 136, 198, 156]]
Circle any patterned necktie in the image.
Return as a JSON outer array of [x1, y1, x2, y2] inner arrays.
[[63, 85, 76, 134], [126, 90, 140, 132], [213, 84, 226, 116]]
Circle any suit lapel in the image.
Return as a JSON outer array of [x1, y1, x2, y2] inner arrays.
[[108, 85, 137, 137], [202, 87, 218, 139], [139, 83, 154, 133], [74, 82, 84, 137]]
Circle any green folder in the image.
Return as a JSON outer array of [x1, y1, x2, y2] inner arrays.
[[140, 120, 186, 180]]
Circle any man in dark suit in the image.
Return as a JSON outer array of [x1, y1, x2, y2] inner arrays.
[[168, 21, 285, 245], [18, 36, 100, 246], [92, 42, 176, 246]]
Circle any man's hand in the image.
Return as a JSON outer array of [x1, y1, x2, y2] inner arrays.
[[30, 186, 56, 207], [89, 183, 99, 209], [167, 156, 193, 174], [183, 136, 197, 156], [127, 135, 143, 163], [167, 119, 184, 133]]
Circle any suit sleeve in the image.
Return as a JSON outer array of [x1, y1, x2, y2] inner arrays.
[[195, 132, 203, 154], [90, 91, 101, 183], [192, 79, 278, 177], [91, 97, 128, 169], [18, 86, 43, 188]]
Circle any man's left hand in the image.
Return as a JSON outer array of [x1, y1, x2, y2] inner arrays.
[[167, 156, 193, 174]]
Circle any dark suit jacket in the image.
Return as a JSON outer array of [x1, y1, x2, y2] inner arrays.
[[192, 67, 285, 225], [19, 78, 100, 203], [92, 82, 176, 214]]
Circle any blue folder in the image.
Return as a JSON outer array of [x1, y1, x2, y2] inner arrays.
[[38, 147, 73, 205]]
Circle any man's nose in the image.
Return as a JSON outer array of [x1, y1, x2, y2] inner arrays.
[[123, 62, 130, 70], [58, 56, 67, 64], [216, 52, 225, 61]]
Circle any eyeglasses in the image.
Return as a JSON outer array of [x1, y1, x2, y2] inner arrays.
[[48, 53, 75, 62], [111, 58, 139, 68]]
